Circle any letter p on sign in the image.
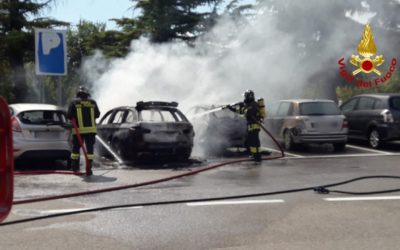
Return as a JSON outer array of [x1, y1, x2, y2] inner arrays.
[[35, 28, 67, 76]]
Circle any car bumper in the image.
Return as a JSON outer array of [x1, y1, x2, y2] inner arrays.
[[378, 123, 400, 141], [14, 140, 71, 160], [293, 133, 348, 144], [137, 142, 193, 155]]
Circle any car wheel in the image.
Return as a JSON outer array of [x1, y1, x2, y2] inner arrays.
[[333, 142, 346, 151], [176, 148, 192, 161], [368, 129, 382, 149], [283, 130, 295, 150]]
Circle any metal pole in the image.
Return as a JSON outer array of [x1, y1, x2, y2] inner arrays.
[[57, 77, 62, 106], [40, 76, 44, 103]]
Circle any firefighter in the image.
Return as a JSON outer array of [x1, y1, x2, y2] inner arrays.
[[67, 86, 100, 175], [227, 90, 263, 162]]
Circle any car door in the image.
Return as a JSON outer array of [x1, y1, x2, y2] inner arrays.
[[269, 101, 293, 140], [340, 97, 359, 135], [98, 109, 126, 143], [117, 109, 139, 145], [351, 97, 377, 135]]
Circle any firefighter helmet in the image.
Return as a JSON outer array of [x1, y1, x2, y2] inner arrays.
[[77, 86, 90, 98], [243, 89, 255, 103]]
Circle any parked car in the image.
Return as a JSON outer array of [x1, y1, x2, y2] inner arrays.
[[339, 93, 400, 148], [9, 103, 71, 162], [186, 104, 246, 155], [264, 99, 348, 151], [97, 101, 194, 161]]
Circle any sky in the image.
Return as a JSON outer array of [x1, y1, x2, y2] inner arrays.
[[44, 0, 135, 29], [44, 0, 250, 29]]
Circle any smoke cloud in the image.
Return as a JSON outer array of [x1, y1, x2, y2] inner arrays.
[[83, 0, 398, 113]]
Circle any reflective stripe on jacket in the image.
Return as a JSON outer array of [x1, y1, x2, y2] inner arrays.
[[68, 98, 100, 134]]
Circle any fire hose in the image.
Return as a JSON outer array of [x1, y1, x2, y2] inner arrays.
[[13, 118, 90, 176], [70, 118, 90, 176], [12, 120, 284, 205]]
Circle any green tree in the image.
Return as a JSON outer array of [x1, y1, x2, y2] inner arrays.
[[0, 0, 67, 102], [130, 0, 221, 43]]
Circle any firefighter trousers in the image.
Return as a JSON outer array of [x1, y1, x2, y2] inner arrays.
[[246, 128, 261, 162], [70, 133, 96, 170]]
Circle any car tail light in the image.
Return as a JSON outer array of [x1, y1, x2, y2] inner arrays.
[[381, 109, 394, 123], [342, 119, 348, 129], [11, 117, 22, 132]]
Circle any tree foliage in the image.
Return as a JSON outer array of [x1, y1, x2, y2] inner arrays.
[[0, 0, 68, 102], [129, 0, 221, 43]]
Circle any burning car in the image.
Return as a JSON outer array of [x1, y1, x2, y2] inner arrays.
[[97, 101, 194, 161], [187, 105, 247, 155]]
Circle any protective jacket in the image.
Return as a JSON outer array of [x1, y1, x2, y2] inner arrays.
[[67, 98, 100, 134], [235, 101, 261, 130]]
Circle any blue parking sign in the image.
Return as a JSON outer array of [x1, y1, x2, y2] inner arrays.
[[35, 28, 67, 75]]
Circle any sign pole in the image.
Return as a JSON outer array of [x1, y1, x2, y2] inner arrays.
[[57, 76, 62, 106]]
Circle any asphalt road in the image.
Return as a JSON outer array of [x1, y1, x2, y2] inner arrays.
[[2, 141, 400, 250]]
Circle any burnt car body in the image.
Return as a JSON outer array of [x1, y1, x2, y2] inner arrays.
[[340, 93, 400, 148], [187, 105, 247, 155], [97, 101, 194, 161]]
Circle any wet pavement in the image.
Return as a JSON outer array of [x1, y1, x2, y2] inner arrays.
[[2, 142, 400, 250]]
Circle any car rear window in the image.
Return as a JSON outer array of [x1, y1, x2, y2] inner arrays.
[[389, 97, 400, 111], [18, 110, 67, 125], [300, 102, 341, 116], [140, 109, 186, 122]]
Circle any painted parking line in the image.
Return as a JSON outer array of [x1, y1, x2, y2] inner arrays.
[[324, 196, 400, 202], [346, 144, 392, 155], [39, 206, 144, 215], [284, 152, 400, 160], [186, 199, 285, 206], [262, 147, 304, 158], [263, 143, 399, 159]]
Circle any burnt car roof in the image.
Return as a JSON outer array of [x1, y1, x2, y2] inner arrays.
[[110, 101, 180, 111], [136, 101, 178, 110]]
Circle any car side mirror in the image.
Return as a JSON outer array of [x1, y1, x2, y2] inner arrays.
[[0, 97, 13, 223]]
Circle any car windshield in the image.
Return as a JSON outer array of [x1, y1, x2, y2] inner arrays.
[[140, 109, 186, 122], [389, 97, 400, 111], [18, 110, 67, 125], [300, 102, 341, 116]]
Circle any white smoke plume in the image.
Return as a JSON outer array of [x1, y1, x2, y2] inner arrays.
[[83, 1, 394, 113]]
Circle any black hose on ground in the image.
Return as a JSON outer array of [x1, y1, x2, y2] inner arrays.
[[2, 175, 400, 226]]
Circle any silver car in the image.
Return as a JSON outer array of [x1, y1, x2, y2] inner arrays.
[[265, 99, 348, 151], [9, 103, 71, 162]]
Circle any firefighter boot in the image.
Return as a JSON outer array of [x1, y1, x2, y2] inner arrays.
[[86, 160, 93, 176], [71, 159, 80, 172], [253, 153, 262, 163]]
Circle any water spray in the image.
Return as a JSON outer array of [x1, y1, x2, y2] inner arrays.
[[95, 135, 124, 164]]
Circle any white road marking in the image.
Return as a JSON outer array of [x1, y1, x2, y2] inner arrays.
[[40, 206, 143, 215], [283, 152, 400, 159], [324, 196, 400, 202], [261, 147, 304, 158], [186, 199, 284, 206], [40, 208, 94, 215], [346, 144, 392, 155]]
